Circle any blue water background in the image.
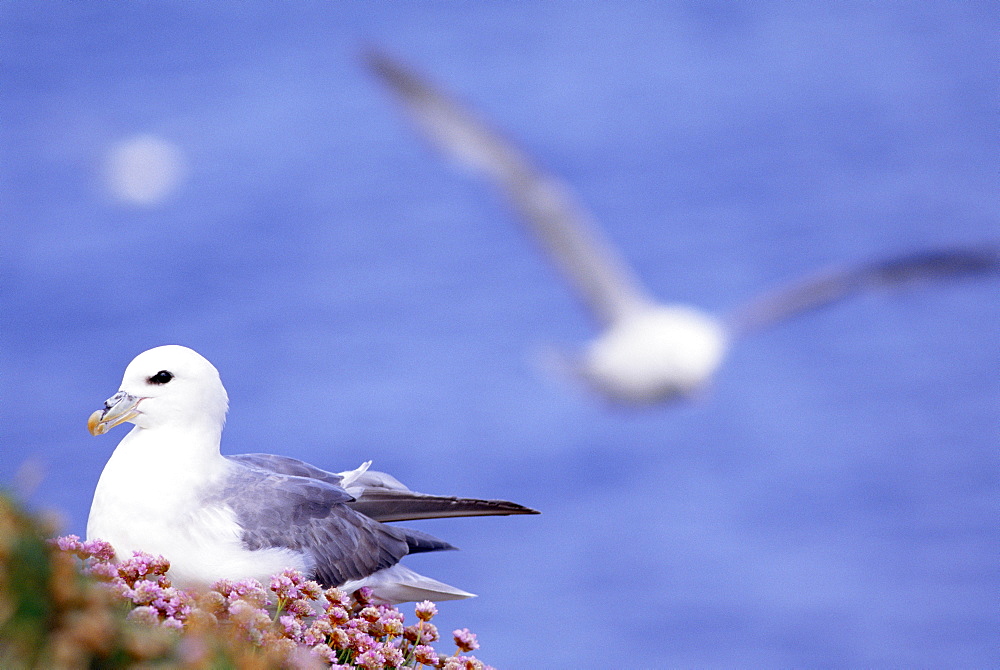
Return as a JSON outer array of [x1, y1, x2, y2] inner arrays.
[[2, 3, 997, 666]]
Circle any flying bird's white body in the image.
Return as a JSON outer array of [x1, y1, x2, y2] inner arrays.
[[581, 305, 729, 402], [87, 345, 537, 602]]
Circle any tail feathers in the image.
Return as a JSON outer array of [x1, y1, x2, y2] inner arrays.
[[400, 527, 458, 554], [340, 563, 475, 604]]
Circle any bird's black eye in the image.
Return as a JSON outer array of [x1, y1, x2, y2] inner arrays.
[[148, 370, 174, 385]]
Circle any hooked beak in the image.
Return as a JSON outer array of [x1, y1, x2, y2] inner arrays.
[[87, 391, 142, 436]]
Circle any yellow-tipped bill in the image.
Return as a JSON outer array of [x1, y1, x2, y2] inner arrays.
[[88, 391, 141, 436]]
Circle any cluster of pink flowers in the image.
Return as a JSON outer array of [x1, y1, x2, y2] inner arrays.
[[53, 535, 493, 669]]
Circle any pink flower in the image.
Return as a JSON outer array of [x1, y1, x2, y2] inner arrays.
[[278, 614, 302, 638], [354, 648, 385, 670], [380, 644, 405, 666], [118, 551, 170, 584], [86, 561, 119, 581], [414, 599, 438, 621], [287, 597, 315, 617], [269, 572, 300, 600], [52, 535, 81, 552], [128, 579, 164, 605], [161, 616, 184, 630], [443, 656, 485, 670], [453, 628, 480, 653], [47, 541, 495, 667], [81, 538, 116, 561], [349, 631, 377, 653], [328, 627, 350, 650], [359, 606, 381, 623], [226, 578, 269, 608], [51, 535, 116, 561], [405, 621, 440, 644], [310, 643, 337, 663], [352, 586, 374, 605], [126, 605, 160, 626], [327, 605, 349, 626], [414, 644, 440, 666], [299, 579, 323, 600], [381, 617, 404, 637], [420, 622, 440, 643], [324, 587, 351, 609], [212, 578, 235, 596]]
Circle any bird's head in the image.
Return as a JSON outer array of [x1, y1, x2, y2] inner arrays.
[[88, 345, 230, 436]]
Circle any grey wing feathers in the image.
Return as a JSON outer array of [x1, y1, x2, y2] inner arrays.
[[218, 466, 453, 587], [350, 489, 540, 523], [227, 453, 344, 486], [229, 452, 540, 523], [364, 47, 652, 327], [346, 468, 539, 522], [730, 244, 1000, 335]]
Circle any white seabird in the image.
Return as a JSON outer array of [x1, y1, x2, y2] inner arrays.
[[87, 345, 538, 603], [365, 49, 999, 404]]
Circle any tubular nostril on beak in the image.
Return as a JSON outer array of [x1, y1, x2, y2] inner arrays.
[[105, 390, 129, 410]]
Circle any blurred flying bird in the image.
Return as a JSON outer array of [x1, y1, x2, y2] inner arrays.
[[87, 345, 538, 603], [365, 49, 999, 404]]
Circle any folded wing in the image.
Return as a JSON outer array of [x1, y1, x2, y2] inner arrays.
[[228, 453, 540, 523]]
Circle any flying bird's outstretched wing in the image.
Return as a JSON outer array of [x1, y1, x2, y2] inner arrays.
[[229, 453, 540, 523], [365, 48, 653, 327], [729, 244, 1000, 335]]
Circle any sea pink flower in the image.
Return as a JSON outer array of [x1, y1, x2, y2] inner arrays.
[[414, 644, 440, 666], [227, 578, 269, 608], [82, 538, 117, 561], [162, 616, 184, 630], [381, 617, 404, 637], [354, 648, 385, 670], [420, 622, 440, 643], [381, 644, 405, 667], [328, 627, 350, 650], [327, 605, 349, 626], [453, 628, 480, 653], [324, 587, 351, 609], [279, 614, 302, 638], [52, 535, 81, 552], [299, 579, 323, 600], [270, 572, 300, 600], [414, 600, 438, 621], [287, 597, 315, 618], [352, 586, 374, 605], [212, 578, 236, 596], [86, 561, 119, 581], [128, 579, 163, 606], [118, 551, 169, 585], [126, 605, 160, 626], [349, 631, 377, 654], [359, 606, 381, 623], [310, 643, 337, 663], [443, 656, 485, 670]]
